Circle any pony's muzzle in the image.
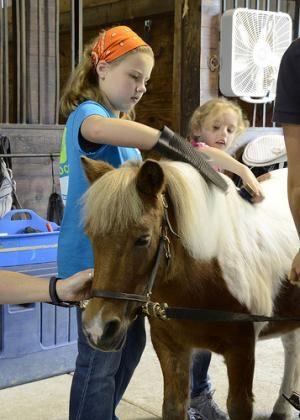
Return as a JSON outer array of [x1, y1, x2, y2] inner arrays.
[[83, 315, 127, 352]]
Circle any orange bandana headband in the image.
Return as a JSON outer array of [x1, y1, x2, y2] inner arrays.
[[91, 26, 149, 66]]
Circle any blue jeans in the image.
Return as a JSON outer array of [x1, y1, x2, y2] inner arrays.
[[69, 309, 146, 420], [190, 350, 212, 399]]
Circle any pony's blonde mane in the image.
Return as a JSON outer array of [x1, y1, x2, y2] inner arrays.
[[162, 164, 298, 318], [158, 161, 220, 259]]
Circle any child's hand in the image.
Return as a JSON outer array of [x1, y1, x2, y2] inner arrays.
[[240, 166, 265, 203]]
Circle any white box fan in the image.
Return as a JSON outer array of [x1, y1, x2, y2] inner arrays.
[[220, 8, 292, 103]]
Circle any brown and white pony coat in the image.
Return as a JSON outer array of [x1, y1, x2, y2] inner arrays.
[[81, 157, 300, 420]]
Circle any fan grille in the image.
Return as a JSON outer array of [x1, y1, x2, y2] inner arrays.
[[232, 9, 291, 97], [220, 8, 292, 100]]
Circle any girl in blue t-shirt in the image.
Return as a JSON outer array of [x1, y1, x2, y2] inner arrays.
[[59, 25, 159, 420]]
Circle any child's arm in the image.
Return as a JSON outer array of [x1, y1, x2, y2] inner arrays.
[[196, 145, 264, 202], [81, 116, 160, 150]]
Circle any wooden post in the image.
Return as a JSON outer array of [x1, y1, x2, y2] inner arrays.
[[71, 0, 83, 70], [3, 0, 9, 123], [12, 1, 21, 123], [180, 0, 201, 136], [20, 0, 27, 124], [172, 0, 183, 133], [26, 0, 57, 124], [200, 0, 222, 105]]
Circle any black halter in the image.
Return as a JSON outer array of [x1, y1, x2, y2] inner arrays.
[[91, 194, 179, 306]]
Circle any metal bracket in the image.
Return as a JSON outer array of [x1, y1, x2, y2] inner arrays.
[[79, 299, 89, 310], [208, 54, 220, 72], [142, 301, 169, 320]]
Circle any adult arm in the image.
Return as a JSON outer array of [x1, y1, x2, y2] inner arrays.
[[282, 124, 300, 283], [273, 39, 300, 283], [0, 269, 93, 304]]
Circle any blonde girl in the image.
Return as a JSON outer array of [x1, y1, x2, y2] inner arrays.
[[188, 97, 264, 203], [188, 98, 263, 420]]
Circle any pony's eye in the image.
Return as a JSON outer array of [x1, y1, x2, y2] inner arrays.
[[134, 235, 151, 247]]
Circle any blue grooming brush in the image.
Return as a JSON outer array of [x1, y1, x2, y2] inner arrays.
[[238, 185, 255, 204]]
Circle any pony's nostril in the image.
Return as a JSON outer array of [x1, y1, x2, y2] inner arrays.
[[103, 319, 121, 338]]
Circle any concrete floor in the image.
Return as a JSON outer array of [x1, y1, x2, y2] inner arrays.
[[0, 320, 299, 420]]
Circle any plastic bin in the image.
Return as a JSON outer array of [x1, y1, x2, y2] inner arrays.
[[0, 209, 60, 267], [0, 263, 78, 389]]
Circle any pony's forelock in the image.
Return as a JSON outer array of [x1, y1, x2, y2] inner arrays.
[[84, 161, 144, 235]]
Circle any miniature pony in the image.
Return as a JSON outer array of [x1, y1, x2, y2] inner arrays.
[[81, 157, 300, 420]]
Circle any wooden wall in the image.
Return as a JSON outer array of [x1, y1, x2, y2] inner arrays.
[[59, 0, 218, 134], [2, 0, 225, 216], [6, 0, 222, 130], [6, 1, 58, 125]]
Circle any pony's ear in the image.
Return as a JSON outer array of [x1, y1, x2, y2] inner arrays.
[[81, 156, 113, 184], [136, 159, 165, 197]]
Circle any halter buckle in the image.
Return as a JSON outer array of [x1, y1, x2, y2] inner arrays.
[[79, 299, 89, 309], [142, 301, 169, 320]]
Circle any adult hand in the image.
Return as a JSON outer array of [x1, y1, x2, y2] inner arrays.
[[289, 251, 300, 285], [56, 269, 94, 302]]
